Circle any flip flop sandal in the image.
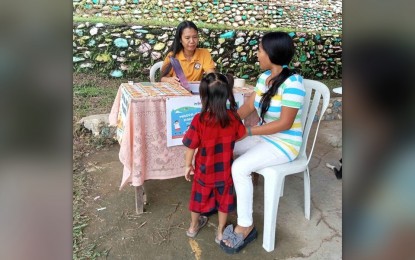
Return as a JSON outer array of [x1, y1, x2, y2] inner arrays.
[[220, 224, 258, 254], [186, 216, 208, 238], [215, 229, 222, 244], [215, 236, 221, 244]]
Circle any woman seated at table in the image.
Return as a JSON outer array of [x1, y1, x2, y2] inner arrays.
[[160, 21, 216, 86]]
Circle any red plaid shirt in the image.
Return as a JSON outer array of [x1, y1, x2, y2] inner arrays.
[[182, 111, 246, 188]]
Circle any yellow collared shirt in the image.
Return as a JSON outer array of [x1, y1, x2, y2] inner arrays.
[[162, 48, 215, 81]]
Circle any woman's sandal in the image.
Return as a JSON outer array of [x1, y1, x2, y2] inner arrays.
[[219, 224, 258, 254], [186, 216, 208, 238]]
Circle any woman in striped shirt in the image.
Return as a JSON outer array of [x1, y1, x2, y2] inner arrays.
[[220, 32, 306, 254]]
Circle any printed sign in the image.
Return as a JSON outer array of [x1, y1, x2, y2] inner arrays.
[[166, 93, 244, 147]]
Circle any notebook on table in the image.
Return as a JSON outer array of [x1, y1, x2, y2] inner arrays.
[[169, 57, 200, 94]]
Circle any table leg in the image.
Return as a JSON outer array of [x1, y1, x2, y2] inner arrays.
[[143, 185, 147, 205], [135, 185, 145, 214], [252, 172, 259, 186]]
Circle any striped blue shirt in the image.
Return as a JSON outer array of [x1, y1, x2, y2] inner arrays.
[[254, 71, 305, 161]]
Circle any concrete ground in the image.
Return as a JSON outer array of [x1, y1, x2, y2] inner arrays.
[[82, 120, 342, 259]]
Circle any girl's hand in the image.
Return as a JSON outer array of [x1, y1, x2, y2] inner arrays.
[[184, 165, 194, 182]]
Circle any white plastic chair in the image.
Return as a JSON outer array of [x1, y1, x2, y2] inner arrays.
[[149, 61, 163, 82], [256, 79, 331, 252]]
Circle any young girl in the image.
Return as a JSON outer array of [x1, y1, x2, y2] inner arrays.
[[182, 73, 246, 244]]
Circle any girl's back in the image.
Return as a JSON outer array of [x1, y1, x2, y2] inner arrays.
[[182, 73, 247, 187]]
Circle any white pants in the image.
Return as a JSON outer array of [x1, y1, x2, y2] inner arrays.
[[232, 136, 291, 227]]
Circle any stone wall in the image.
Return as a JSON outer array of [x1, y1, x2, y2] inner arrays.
[[323, 96, 342, 121], [73, 23, 342, 80], [73, 0, 342, 32]]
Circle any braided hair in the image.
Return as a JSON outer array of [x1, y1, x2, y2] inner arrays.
[[259, 32, 296, 124]]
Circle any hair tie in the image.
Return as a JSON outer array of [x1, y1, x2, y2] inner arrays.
[[247, 127, 252, 136], [219, 73, 229, 85], [282, 65, 288, 69]]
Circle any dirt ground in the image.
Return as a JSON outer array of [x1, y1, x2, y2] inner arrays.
[[76, 122, 342, 260], [73, 73, 342, 259], [80, 144, 258, 259]]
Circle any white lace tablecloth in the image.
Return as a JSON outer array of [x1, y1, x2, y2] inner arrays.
[[109, 83, 258, 190]]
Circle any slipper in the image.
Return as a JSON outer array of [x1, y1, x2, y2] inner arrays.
[[186, 216, 208, 238], [220, 225, 258, 254], [215, 236, 221, 244], [215, 229, 222, 244]]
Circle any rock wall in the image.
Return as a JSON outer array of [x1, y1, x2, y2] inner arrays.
[[73, 0, 342, 79], [322, 96, 342, 121], [73, 0, 342, 32], [73, 23, 342, 80]]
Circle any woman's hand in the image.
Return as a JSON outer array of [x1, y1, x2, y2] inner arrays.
[[161, 76, 180, 86], [184, 165, 194, 181], [237, 93, 256, 120]]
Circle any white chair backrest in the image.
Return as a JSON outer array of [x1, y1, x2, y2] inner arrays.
[[299, 79, 331, 161], [149, 61, 164, 82], [255, 79, 330, 252]]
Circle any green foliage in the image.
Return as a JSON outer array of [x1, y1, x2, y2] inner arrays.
[[73, 173, 102, 259], [74, 85, 105, 97], [319, 78, 342, 89], [73, 84, 118, 118], [73, 162, 112, 259]]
